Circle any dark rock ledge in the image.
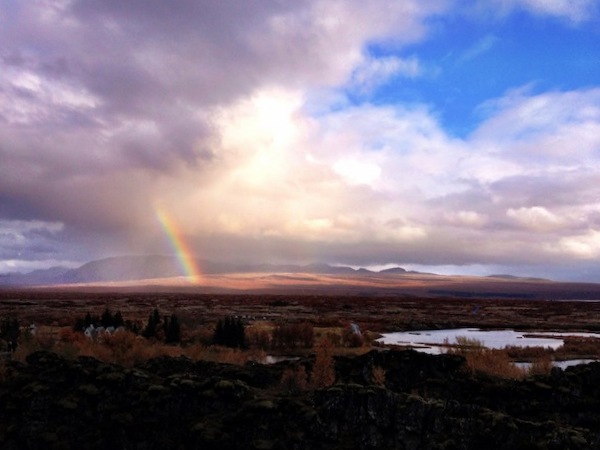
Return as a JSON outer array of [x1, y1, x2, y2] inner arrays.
[[0, 350, 599, 449]]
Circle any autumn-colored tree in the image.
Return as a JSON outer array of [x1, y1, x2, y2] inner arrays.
[[310, 337, 336, 389], [272, 322, 314, 349], [246, 328, 271, 350]]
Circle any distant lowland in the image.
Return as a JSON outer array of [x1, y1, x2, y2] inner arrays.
[[3, 255, 600, 300]]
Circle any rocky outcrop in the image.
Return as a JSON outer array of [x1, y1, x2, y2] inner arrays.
[[0, 350, 599, 449]]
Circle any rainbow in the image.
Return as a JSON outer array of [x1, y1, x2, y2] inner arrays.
[[154, 205, 202, 283]]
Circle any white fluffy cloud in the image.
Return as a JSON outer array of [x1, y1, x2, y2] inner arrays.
[[138, 83, 600, 270], [506, 207, 564, 231]]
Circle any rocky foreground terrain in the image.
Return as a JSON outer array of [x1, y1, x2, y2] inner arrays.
[[1, 350, 600, 449]]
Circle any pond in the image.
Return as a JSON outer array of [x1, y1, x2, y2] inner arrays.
[[515, 359, 598, 370], [377, 328, 600, 355]]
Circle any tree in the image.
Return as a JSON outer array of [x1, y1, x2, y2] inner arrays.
[[164, 314, 181, 344], [213, 316, 246, 348], [0, 318, 20, 352], [142, 308, 161, 339], [101, 308, 114, 328], [310, 337, 336, 389], [113, 311, 124, 328], [272, 322, 314, 349]]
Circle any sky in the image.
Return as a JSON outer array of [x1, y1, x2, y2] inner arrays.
[[1, 0, 600, 281]]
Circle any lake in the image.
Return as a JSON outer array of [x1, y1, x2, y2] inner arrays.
[[377, 328, 600, 355]]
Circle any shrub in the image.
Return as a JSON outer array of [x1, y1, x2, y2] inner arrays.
[[246, 328, 271, 350], [342, 324, 364, 348], [272, 322, 314, 349], [528, 355, 553, 377], [560, 337, 600, 357], [280, 365, 308, 393], [371, 366, 386, 387], [447, 336, 525, 379], [184, 344, 248, 365]]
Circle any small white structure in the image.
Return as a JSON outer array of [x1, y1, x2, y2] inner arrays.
[[84, 324, 123, 341], [350, 323, 362, 336]]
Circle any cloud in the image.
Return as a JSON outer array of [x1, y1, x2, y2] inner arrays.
[[1, 0, 600, 279], [506, 206, 564, 231], [558, 230, 600, 259], [0, 219, 81, 273], [350, 56, 422, 93], [0, 0, 449, 210], [140, 82, 600, 271], [470, 86, 600, 175], [444, 211, 489, 228], [486, 0, 597, 22], [457, 35, 499, 64]]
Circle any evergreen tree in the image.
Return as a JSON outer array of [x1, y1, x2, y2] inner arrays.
[[165, 314, 181, 344], [0, 318, 20, 352], [73, 317, 86, 332], [213, 319, 224, 346], [212, 316, 246, 348], [142, 308, 161, 338], [113, 311, 124, 328], [234, 317, 246, 349], [163, 315, 169, 339], [101, 308, 114, 328]]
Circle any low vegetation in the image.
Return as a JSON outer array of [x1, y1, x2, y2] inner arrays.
[[0, 293, 600, 382], [2, 291, 600, 448]]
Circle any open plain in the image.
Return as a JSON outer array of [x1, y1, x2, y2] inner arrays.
[[3, 271, 600, 332], [4, 274, 600, 449]]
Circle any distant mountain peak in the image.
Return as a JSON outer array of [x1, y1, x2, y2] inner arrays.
[[379, 267, 407, 274]]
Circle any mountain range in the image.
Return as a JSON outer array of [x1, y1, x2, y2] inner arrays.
[[0, 255, 411, 286]]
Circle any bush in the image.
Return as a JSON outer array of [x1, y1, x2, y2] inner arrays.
[[447, 336, 525, 379], [342, 324, 364, 348], [527, 355, 553, 377], [371, 366, 386, 386], [246, 328, 271, 350], [272, 322, 314, 349], [281, 365, 308, 393]]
